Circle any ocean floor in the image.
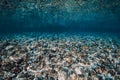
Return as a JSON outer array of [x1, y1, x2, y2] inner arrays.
[[0, 32, 120, 80]]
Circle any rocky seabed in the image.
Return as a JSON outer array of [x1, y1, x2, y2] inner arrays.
[[0, 33, 120, 80]]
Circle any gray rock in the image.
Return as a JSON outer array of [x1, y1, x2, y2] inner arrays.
[[105, 74, 113, 80], [5, 45, 14, 50]]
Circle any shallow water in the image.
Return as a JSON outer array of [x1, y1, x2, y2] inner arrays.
[[0, 0, 120, 80]]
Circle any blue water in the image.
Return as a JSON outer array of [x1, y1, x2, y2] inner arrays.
[[0, 0, 120, 33], [0, 1, 120, 79]]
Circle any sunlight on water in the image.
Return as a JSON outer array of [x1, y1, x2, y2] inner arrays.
[[0, 0, 120, 80]]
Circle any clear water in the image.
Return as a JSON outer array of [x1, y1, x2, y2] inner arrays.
[[0, 0, 120, 33], [0, 0, 120, 80]]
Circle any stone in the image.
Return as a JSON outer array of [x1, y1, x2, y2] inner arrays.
[[74, 67, 82, 75], [105, 77, 113, 80], [62, 67, 68, 72], [38, 77, 44, 80], [97, 74, 104, 80], [105, 74, 113, 80], [70, 73, 76, 80], [58, 71, 66, 80], [43, 43, 48, 48], [51, 47, 57, 52], [5, 45, 14, 50], [2, 40, 9, 47], [108, 69, 115, 76]]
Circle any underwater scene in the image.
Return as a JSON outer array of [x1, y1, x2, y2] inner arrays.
[[0, 0, 120, 80]]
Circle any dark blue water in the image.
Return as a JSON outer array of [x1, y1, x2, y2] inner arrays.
[[0, 0, 120, 33]]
